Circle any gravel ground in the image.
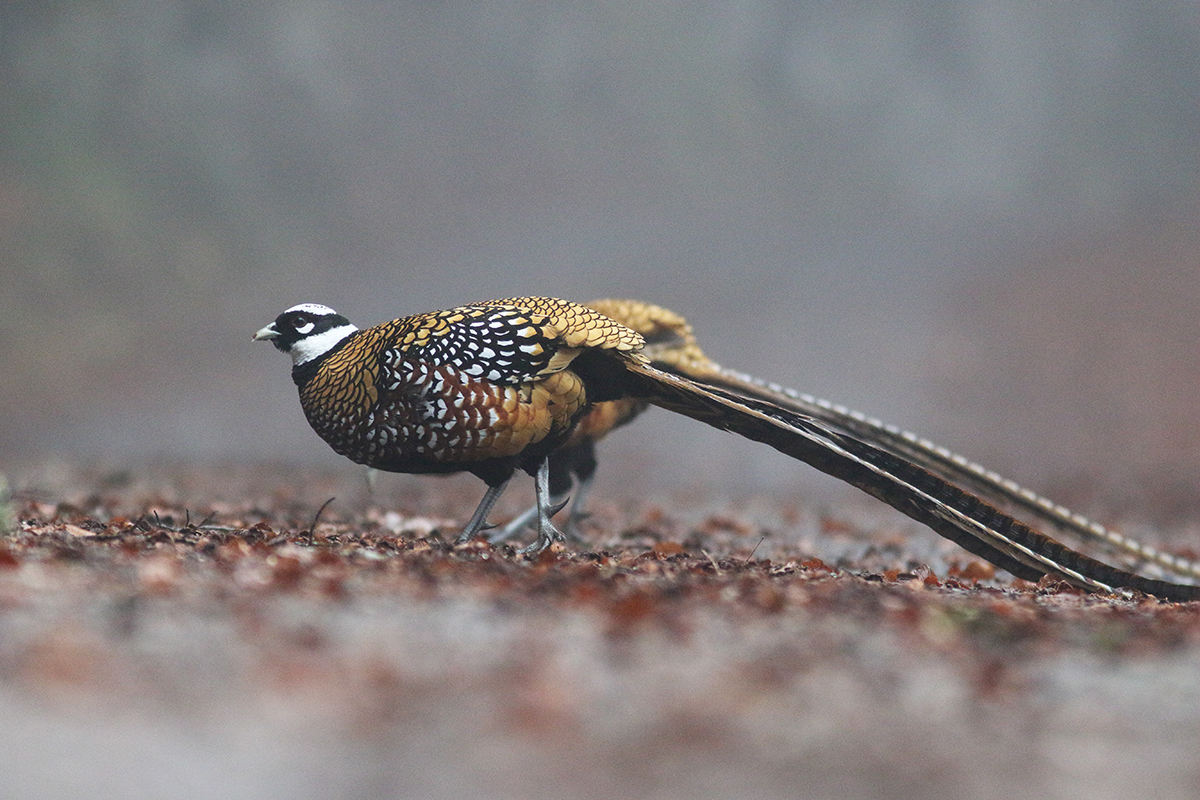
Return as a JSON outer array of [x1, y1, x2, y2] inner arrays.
[[2, 462, 1199, 800]]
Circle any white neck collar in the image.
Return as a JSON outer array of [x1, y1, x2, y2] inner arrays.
[[290, 323, 358, 365]]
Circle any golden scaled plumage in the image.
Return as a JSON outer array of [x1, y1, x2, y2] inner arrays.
[[296, 331, 385, 460], [553, 298, 709, 450], [484, 297, 645, 354], [468, 369, 588, 460]]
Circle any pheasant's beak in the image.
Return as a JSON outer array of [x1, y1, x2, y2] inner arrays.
[[253, 323, 280, 341]]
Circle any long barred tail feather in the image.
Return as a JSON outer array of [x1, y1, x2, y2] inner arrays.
[[648, 357, 1200, 584], [623, 359, 1200, 602]]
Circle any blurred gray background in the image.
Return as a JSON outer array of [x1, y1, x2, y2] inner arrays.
[[4, 1, 1200, 510]]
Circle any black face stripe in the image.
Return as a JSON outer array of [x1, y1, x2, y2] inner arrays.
[[268, 308, 350, 351]]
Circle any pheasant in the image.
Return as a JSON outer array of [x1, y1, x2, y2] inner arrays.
[[254, 297, 1200, 600]]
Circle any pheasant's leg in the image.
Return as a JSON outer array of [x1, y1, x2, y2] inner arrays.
[[490, 453, 576, 543], [456, 475, 512, 544], [518, 459, 567, 554], [490, 495, 572, 543]]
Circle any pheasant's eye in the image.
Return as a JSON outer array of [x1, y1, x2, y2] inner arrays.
[[291, 314, 308, 327]]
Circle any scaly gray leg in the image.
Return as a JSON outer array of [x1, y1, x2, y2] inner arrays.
[[517, 459, 568, 555], [456, 476, 512, 544]]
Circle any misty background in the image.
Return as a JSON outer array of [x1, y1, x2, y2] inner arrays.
[[4, 1, 1200, 513]]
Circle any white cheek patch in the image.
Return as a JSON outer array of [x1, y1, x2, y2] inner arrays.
[[290, 323, 358, 365], [295, 321, 315, 335]]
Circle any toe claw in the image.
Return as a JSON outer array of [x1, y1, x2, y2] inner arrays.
[[547, 495, 571, 518]]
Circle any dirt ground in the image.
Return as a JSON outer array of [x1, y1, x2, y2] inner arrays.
[[2, 461, 1199, 800]]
